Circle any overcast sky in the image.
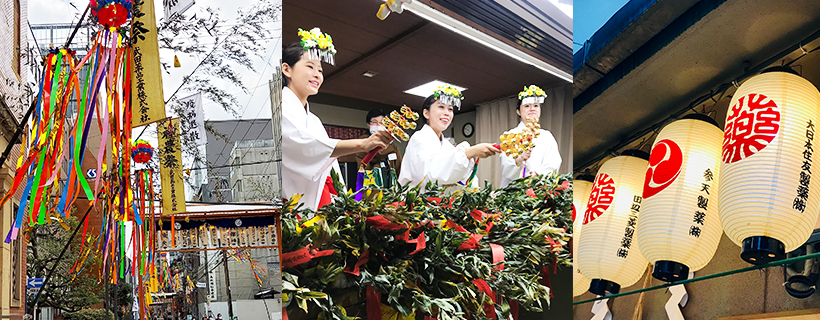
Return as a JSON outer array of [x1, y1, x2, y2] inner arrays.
[[28, 0, 282, 122]]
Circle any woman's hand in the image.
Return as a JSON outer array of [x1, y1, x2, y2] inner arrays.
[[516, 150, 532, 166], [363, 130, 394, 152], [466, 143, 501, 159]]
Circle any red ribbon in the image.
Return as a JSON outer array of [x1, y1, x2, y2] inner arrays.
[[471, 279, 497, 320], [526, 188, 537, 198], [510, 300, 519, 320], [283, 308, 288, 320], [558, 180, 570, 190], [444, 219, 484, 251], [281, 245, 335, 269], [344, 249, 370, 276], [318, 176, 337, 209], [407, 231, 426, 255], [458, 234, 483, 251], [489, 243, 504, 271], [366, 215, 409, 231], [546, 235, 561, 251], [367, 285, 382, 320], [470, 209, 487, 221], [427, 197, 453, 208], [541, 265, 553, 298]]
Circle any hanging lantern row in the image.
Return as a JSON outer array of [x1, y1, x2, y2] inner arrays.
[[576, 67, 820, 296], [572, 174, 594, 297], [636, 114, 724, 282], [577, 150, 649, 295]]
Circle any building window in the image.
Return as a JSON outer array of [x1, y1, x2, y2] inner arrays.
[[11, 203, 21, 306], [13, 0, 22, 78]]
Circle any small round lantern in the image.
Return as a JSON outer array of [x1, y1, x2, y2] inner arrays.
[[719, 67, 820, 265], [132, 139, 153, 164], [91, 0, 132, 28], [636, 114, 724, 281], [578, 150, 649, 295], [573, 174, 594, 297]]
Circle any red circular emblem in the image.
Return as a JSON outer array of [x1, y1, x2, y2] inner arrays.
[[643, 139, 683, 198], [584, 173, 616, 225], [722, 93, 781, 163]]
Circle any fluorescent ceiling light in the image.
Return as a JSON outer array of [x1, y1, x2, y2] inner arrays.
[[404, 1, 572, 83], [404, 80, 467, 98]]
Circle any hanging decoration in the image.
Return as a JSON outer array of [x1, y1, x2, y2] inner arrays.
[[90, 0, 132, 27], [577, 150, 649, 295], [132, 139, 154, 164], [573, 173, 594, 297], [636, 114, 724, 281], [0, 0, 139, 245], [718, 67, 820, 265], [228, 249, 268, 287]]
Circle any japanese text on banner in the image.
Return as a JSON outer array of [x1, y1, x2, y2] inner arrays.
[[131, 0, 167, 127], [158, 118, 186, 214]]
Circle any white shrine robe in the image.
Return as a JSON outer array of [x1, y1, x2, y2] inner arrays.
[[499, 122, 562, 187], [399, 124, 477, 190], [281, 87, 343, 211]]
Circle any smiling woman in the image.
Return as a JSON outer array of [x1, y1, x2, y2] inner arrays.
[[280, 31, 394, 211], [398, 86, 501, 190]]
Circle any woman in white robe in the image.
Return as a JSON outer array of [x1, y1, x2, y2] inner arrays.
[[499, 85, 562, 187], [399, 89, 500, 189], [281, 36, 393, 211]]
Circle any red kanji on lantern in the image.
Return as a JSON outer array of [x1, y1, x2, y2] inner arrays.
[[723, 93, 781, 163], [643, 139, 683, 198], [584, 173, 616, 225]]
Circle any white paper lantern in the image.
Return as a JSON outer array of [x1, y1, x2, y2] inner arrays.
[[636, 115, 724, 281], [573, 174, 594, 296], [578, 151, 649, 294], [719, 68, 820, 265]]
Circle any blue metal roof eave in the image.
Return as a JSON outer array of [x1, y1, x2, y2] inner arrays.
[[573, 0, 728, 113]]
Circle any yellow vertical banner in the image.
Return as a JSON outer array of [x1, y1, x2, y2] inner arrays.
[[157, 118, 186, 215], [131, 0, 167, 127]]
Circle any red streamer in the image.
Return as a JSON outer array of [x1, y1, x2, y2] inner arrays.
[[281, 245, 335, 269], [344, 249, 370, 276], [489, 243, 504, 271], [367, 285, 382, 320], [407, 231, 426, 255], [471, 278, 497, 320], [366, 215, 409, 231]]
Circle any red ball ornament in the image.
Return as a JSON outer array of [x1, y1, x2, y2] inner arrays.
[[91, 0, 132, 27], [132, 140, 153, 164]]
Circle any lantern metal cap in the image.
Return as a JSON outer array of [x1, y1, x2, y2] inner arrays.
[[681, 113, 720, 129], [575, 173, 595, 182], [742, 236, 786, 265], [620, 149, 650, 161], [589, 279, 621, 295], [760, 66, 800, 76], [653, 260, 690, 282]]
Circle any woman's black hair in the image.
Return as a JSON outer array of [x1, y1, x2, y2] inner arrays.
[[282, 42, 305, 87], [420, 94, 438, 124]]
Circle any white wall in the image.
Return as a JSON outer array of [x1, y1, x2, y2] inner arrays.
[[309, 102, 369, 129]]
